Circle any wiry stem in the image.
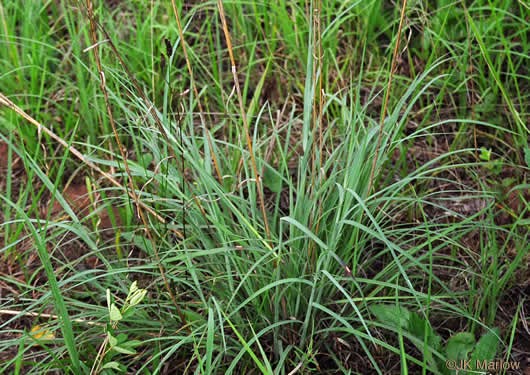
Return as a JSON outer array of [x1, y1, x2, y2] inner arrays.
[[0, 93, 170, 227], [78, 1, 218, 245], [170, 0, 224, 187], [217, 0, 272, 243], [367, 0, 408, 197], [84, 0, 188, 342]]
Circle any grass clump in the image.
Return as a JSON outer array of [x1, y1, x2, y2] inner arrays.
[[0, 0, 528, 374]]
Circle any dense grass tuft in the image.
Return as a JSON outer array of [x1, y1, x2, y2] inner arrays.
[[1, 0, 528, 374]]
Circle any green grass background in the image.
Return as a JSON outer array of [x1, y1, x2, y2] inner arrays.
[[0, 0, 528, 374]]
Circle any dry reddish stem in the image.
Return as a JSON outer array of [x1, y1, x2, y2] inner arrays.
[[367, 0, 408, 197], [0, 93, 169, 225], [84, 4, 217, 246], [170, 0, 224, 186], [84, 1, 189, 372], [217, 0, 272, 243]]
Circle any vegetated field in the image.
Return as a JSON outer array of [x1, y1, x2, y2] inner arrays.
[[0, 0, 528, 374]]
